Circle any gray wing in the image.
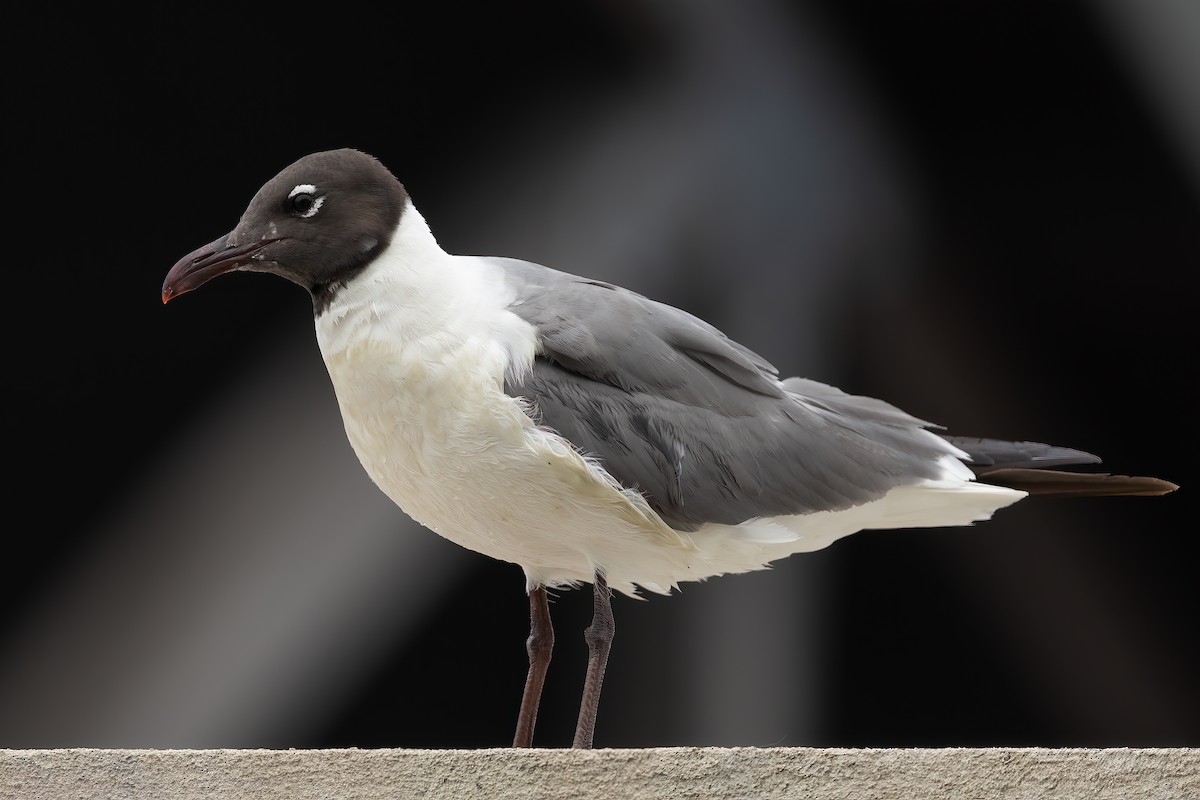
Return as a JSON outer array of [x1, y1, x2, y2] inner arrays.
[[492, 257, 954, 531]]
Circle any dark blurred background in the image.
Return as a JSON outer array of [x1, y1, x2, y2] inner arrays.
[[3, 0, 1195, 749]]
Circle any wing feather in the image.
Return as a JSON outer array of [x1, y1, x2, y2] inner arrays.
[[492, 257, 957, 530]]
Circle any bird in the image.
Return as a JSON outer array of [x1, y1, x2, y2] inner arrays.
[[162, 147, 1178, 749]]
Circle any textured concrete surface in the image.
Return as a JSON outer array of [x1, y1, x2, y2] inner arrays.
[[2, 747, 1197, 800]]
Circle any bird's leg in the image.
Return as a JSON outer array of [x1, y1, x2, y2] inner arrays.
[[513, 586, 553, 747], [572, 572, 614, 749]]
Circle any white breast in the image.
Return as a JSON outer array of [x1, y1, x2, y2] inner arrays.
[[314, 205, 697, 597]]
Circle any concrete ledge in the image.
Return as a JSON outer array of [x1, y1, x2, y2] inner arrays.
[[2, 747, 1196, 800]]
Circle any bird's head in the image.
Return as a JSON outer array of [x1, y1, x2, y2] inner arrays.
[[162, 148, 408, 307]]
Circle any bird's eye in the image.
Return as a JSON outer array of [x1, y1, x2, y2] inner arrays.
[[287, 184, 324, 218]]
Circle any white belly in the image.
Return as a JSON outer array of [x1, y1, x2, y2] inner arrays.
[[320, 334, 699, 597], [318, 331, 1025, 598]]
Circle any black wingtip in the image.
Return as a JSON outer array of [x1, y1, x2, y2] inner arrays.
[[945, 436, 1105, 471], [980, 468, 1179, 497]]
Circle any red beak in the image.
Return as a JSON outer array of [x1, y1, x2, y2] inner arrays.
[[162, 234, 277, 303]]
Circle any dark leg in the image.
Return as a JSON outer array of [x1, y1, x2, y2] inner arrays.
[[513, 586, 553, 748], [572, 572, 615, 749]]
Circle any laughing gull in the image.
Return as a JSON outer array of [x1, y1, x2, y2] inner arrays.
[[162, 148, 1178, 748]]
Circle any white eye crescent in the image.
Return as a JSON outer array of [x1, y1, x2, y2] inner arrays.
[[288, 184, 324, 218]]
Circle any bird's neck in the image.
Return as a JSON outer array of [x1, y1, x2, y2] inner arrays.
[[314, 202, 536, 380]]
